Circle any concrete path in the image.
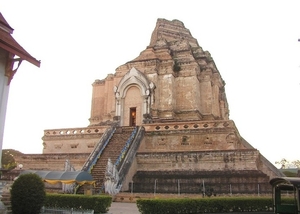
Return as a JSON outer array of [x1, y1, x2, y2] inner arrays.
[[106, 202, 271, 214], [107, 202, 140, 214]]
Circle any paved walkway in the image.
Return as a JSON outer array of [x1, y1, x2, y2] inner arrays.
[[107, 202, 140, 214], [106, 202, 271, 214]]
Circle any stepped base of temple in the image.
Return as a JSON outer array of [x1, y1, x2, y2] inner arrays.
[[131, 170, 271, 195], [10, 121, 282, 195]]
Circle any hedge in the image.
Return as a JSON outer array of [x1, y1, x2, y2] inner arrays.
[[136, 197, 278, 214], [44, 193, 112, 213]]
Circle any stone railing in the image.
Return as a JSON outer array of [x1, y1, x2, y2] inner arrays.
[[114, 127, 138, 167], [105, 126, 145, 195], [43, 126, 109, 136], [117, 126, 145, 183], [143, 120, 237, 132], [43, 120, 237, 137], [81, 125, 117, 172]]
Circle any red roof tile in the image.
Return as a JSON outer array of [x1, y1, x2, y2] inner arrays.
[[0, 12, 40, 67]]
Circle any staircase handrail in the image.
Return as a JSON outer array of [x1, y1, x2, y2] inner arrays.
[[81, 125, 116, 173], [104, 126, 144, 195], [114, 126, 138, 167], [116, 126, 145, 187], [103, 126, 139, 194]]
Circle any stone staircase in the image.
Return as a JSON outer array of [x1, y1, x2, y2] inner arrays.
[[0, 181, 12, 214], [91, 126, 135, 193]]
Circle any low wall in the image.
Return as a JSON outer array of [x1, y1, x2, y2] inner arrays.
[[42, 126, 108, 154], [136, 149, 260, 171], [14, 153, 90, 171]]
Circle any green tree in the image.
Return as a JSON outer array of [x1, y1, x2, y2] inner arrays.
[[275, 159, 300, 169], [10, 173, 46, 214], [1, 149, 22, 170], [275, 158, 289, 169], [291, 160, 300, 168]]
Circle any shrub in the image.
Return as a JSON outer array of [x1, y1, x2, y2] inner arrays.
[[44, 193, 112, 213], [10, 173, 46, 214], [137, 197, 273, 214]]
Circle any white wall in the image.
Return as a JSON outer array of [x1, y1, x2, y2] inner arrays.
[[0, 49, 10, 167]]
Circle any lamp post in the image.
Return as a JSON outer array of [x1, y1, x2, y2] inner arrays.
[[154, 179, 157, 196], [178, 179, 180, 196]]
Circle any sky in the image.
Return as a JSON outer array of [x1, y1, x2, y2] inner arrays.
[[1, 1, 300, 167]]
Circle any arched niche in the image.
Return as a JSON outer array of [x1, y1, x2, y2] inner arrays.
[[114, 67, 154, 126]]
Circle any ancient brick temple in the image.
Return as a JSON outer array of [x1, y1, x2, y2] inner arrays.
[[15, 18, 283, 195]]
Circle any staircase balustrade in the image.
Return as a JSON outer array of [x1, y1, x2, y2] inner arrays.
[[81, 125, 116, 173], [117, 126, 145, 186], [75, 125, 116, 194], [104, 126, 145, 195], [114, 126, 138, 167]]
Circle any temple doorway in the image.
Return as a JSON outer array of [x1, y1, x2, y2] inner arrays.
[[129, 108, 136, 126], [122, 86, 142, 126], [115, 68, 153, 126]]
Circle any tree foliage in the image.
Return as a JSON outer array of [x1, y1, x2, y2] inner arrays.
[[275, 158, 300, 169], [275, 158, 289, 169], [10, 173, 46, 214], [1, 149, 22, 170], [291, 160, 300, 168]]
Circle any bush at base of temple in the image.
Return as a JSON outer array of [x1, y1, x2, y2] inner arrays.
[[137, 197, 277, 214], [10, 173, 46, 214], [44, 193, 112, 214]]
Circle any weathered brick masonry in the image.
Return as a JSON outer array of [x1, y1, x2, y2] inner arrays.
[[15, 18, 283, 195]]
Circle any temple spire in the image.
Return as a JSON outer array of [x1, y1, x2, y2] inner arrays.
[[149, 18, 198, 47]]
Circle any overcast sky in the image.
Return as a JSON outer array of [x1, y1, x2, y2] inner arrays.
[[1, 1, 300, 167]]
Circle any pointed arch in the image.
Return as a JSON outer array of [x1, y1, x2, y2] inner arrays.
[[114, 67, 155, 126]]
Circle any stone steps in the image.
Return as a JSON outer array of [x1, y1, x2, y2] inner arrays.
[[0, 181, 12, 214], [1, 192, 12, 213], [91, 127, 134, 192]]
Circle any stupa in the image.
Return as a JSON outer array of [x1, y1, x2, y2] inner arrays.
[[15, 18, 283, 195]]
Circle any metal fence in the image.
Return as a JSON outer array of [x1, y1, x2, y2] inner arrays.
[[40, 207, 94, 214]]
